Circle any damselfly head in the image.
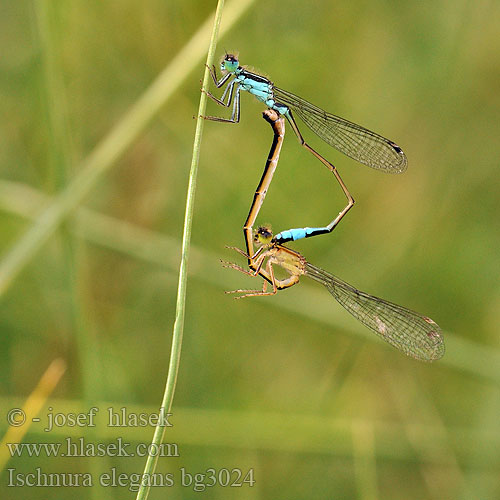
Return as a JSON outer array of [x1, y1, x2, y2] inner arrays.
[[221, 53, 239, 73], [254, 225, 273, 246]]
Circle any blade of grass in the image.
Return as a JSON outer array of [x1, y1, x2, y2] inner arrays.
[[34, 0, 73, 189], [0, 0, 255, 298], [34, 7, 106, 498], [135, 1, 226, 498], [0, 359, 66, 471], [384, 360, 464, 499], [459, 387, 500, 499], [352, 420, 379, 500], [33, 6, 107, 497]]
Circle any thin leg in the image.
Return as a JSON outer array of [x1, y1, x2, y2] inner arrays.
[[202, 78, 235, 108], [225, 281, 271, 298], [203, 86, 241, 124], [225, 244, 263, 262], [225, 257, 301, 298], [223, 245, 273, 295], [202, 65, 241, 123], [221, 260, 258, 278], [224, 259, 275, 298], [224, 245, 266, 275], [206, 64, 232, 87]]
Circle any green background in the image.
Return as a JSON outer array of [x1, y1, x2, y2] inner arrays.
[[1, 0, 499, 498]]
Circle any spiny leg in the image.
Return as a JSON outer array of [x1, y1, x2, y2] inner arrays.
[[225, 245, 266, 276], [202, 78, 235, 107], [221, 260, 257, 278], [226, 244, 274, 284], [225, 259, 278, 299], [223, 251, 302, 298], [206, 64, 231, 87], [203, 86, 241, 123]]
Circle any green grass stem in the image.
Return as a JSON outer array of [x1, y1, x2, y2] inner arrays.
[[134, 1, 227, 498]]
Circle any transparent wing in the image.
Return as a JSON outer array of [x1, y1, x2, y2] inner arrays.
[[305, 262, 444, 361], [273, 86, 407, 173]]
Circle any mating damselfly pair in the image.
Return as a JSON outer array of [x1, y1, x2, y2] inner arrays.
[[204, 54, 444, 362]]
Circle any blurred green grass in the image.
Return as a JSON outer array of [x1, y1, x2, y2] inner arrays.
[[1, 0, 499, 499]]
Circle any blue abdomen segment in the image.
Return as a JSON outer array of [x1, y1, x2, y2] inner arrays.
[[266, 99, 289, 115], [274, 227, 328, 243], [235, 72, 289, 114], [237, 75, 273, 102]]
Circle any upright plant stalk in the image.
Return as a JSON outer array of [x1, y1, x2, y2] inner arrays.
[[135, 1, 225, 498]]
